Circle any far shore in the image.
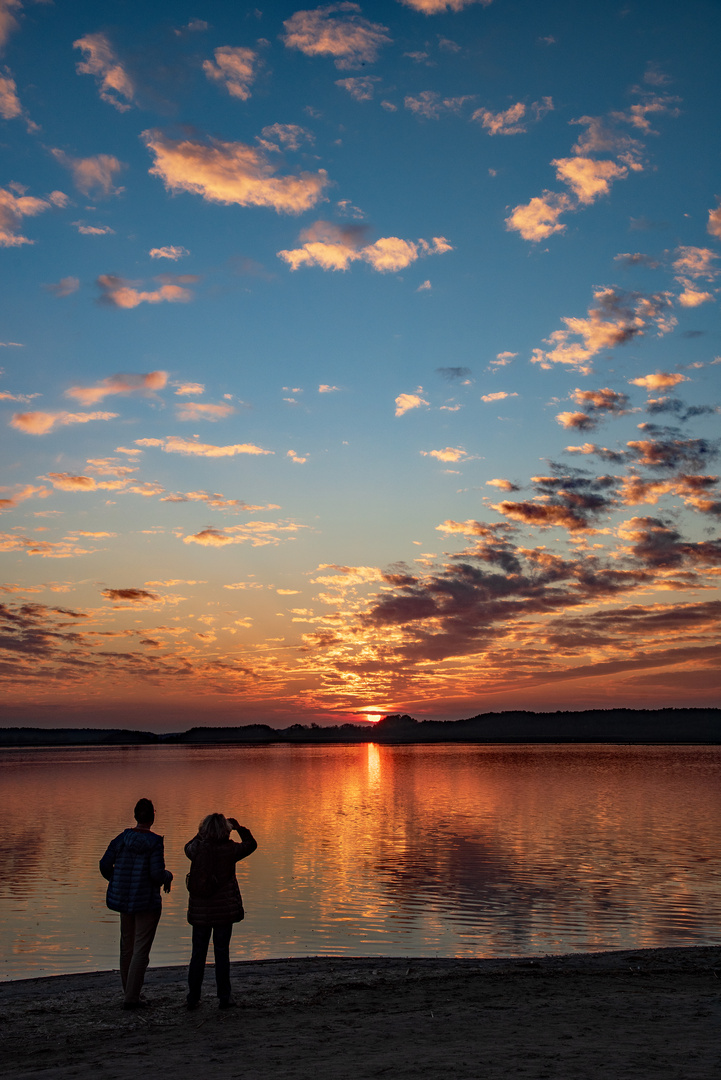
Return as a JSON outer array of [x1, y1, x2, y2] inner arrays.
[[2, 946, 720, 1079], [1, 706, 720, 747]]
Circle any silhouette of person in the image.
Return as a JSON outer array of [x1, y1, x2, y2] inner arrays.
[[99, 798, 173, 1009], [185, 813, 257, 1009]]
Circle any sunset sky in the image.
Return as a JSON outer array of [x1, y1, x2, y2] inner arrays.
[[1, 0, 720, 729]]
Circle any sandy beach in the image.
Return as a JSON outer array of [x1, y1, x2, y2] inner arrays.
[[1, 946, 719, 1079]]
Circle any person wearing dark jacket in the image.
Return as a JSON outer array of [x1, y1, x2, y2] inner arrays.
[[185, 813, 257, 1010], [99, 798, 173, 1009]]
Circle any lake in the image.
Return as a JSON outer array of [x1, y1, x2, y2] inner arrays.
[[1, 742, 720, 981]]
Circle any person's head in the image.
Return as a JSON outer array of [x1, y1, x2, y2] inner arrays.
[[198, 813, 231, 842], [134, 798, 155, 826]]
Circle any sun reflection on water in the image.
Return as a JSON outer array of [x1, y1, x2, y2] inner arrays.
[[1, 743, 720, 980]]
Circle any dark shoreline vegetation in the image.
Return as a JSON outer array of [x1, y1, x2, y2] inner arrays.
[[0, 708, 720, 747]]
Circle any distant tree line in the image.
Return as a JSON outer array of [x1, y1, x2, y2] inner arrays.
[[0, 708, 719, 747]]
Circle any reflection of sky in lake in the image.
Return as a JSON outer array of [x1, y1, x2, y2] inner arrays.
[[1, 744, 720, 979]]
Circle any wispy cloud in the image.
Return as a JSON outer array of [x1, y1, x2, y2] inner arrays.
[[401, 0, 491, 9], [708, 198, 721, 240], [143, 129, 329, 214], [257, 123, 315, 152], [175, 401, 235, 421], [472, 97, 552, 135], [149, 245, 189, 260], [43, 276, 80, 297], [335, 75, 381, 101], [182, 521, 303, 547], [10, 410, 118, 434], [0, 1, 22, 52], [203, 46, 259, 100], [405, 91, 473, 119], [278, 220, 452, 272], [281, 4, 391, 69], [172, 381, 204, 396], [0, 483, 50, 512], [51, 150, 125, 197], [0, 185, 51, 246], [531, 287, 676, 373], [73, 32, 135, 111], [136, 436, 273, 457], [97, 274, 195, 308], [65, 370, 168, 406]]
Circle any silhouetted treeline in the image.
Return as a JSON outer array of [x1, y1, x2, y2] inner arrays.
[[1, 708, 720, 747]]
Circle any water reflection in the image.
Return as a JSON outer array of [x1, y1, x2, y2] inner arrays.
[[0, 743, 720, 979]]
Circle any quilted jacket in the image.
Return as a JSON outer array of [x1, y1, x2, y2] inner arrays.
[[100, 828, 172, 913]]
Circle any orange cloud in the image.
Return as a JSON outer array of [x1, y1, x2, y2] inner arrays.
[[97, 274, 194, 308], [0, 1, 21, 51], [504, 191, 573, 242], [481, 391, 517, 402], [11, 410, 118, 434], [420, 447, 467, 462], [485, 479, 518, 491], [51, 150, 125, 197], [44, 473, 127, 492], [73, 32, 135, 111], [493, 500, 593, 532], [281, 4, 391, 70], [0, 483, 50, 512], [0, 185, 51, 246], [0, 533, 94, 558], [556, 411, 596, 430], [65, 371, 168, 405], [399, 0, 491, 9], [629, 372, 688, 390], [278, 222, 452, 272], [471, 102, 527, 135], [708, 199, 721, 240], [143, 129, 329, 215], [532, 288, 675, 373], [175, 401, 235, 421], [395, 390, 429, 417], [552, 157, 628, 204], [136, 436, 273, 457], [203, 46, 258, 100], [0, 66, 21, 119], [678, 287, 713, 308], [183, 521, 302, 547]]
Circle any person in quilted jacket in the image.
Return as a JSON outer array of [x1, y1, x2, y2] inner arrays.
[[184, 812, 257, 1010], [99, 798, 173, 1009]]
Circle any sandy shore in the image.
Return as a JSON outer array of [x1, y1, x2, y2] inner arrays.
[[1, 947, 720, 1079]]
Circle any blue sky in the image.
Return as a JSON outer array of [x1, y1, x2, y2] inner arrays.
[[1, 0, 720, 728]]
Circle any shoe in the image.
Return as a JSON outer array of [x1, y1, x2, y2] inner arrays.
[[219, 997, 237, 1009], [186, 995, 201, 1010], [123, 999, 150, 1010]]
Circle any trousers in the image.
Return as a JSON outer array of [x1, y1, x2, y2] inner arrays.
[[187, 923, 234, 1002], [119, 909, 161, 1004]]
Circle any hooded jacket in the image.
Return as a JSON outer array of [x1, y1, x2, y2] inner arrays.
[[100, 828, 172, 913]]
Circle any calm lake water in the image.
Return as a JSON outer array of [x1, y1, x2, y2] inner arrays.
[[1, 742, 720, 981]]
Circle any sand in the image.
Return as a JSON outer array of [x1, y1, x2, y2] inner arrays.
[[1, 947, 720, 1079]]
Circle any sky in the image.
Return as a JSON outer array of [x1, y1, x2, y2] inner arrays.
[[0, 0, 720, 730]]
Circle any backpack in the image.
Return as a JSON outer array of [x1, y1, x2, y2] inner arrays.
[[185, 842, 223, 899]]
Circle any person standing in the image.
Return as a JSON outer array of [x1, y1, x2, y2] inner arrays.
[[99, 798, 173, 1010], [185, 813, 257, 1010]]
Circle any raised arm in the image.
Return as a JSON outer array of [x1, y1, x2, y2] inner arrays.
[[227, 818, 258, 861]]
